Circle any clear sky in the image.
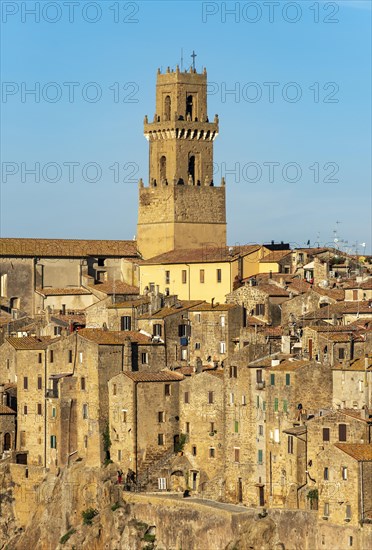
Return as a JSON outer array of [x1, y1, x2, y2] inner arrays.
[[1, 0, 371, 254]]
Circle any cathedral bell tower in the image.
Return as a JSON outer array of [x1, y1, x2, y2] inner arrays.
[[137, 64, 227, 260]]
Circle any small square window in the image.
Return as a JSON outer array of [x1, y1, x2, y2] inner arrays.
[[141, 352, 149, 365], [37, 376, 42, 390], [182, 270, 187, 284], [158, 411, 165, 423], [158, 433, 164, 445], [184, 391, 189, 404], [165, 384, 171, 396], [195, 342, 201, 350], [208, 391, 214, 404], [185, 422, 190, 433], [234, 448, 240, 462], [209, 448, 215, 458], [342, 467, 348, 480], [38, 353, 42, 364], [200, 269, 205, 284], [165, 270, 170, 285], [192, 445, 197, 456], [217, 269, 222, 283], [37, 403, 42, 415]]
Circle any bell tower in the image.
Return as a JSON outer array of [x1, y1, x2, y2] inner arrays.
[[137, 64, 227, 260]]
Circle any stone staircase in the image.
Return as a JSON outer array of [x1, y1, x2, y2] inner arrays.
[[137, 447, 176, 491]]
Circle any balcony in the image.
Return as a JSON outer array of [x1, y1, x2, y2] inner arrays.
[[256, 381, 265, 390], [46, 388, 58, 398]]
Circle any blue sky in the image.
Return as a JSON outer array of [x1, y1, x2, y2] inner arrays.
[[1, 0, 371, 254]]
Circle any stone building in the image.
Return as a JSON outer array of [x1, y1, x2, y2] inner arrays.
[[137, 66, 225, 259], [332, 355, 372, 410], [0, 383, 16, 457], [108, 371, 183, 486], [344, 278, 372, 302], [188, 303, 242, 367], [178, 370, 225, 496], [317, 443, 372, 530]]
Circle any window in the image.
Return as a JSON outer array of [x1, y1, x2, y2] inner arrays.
[[283, 400, 288, 413], [338, 348, 345, 360], [52, 407, 56, 418], [118, 450, 122, 461], [84, 435, 88, 448], [50, 350, 54, 363], [158, 411, 165, 423], [234, 421, 239, 433], [164, 384, 171, 396], [230, 392, 234, 404], [165, 270, 170, 284], [346, 505, 351, 520], [141, 352, 149, 365], [220, 341, 226, 354], [153, 324, 162, 337], [208, 391, 214, 404], [37, 403, 42, 415], [20, 431, 26, 447], [242, 395, 247, 405], [220, 315, 226, 327], [210, 422, 215, 433], [256, 395, 260, 408], [288, 435, 294, 454], [121, 410, 127, 422], [323, 428, 330, 442], [185, 422, 190, 433], [184, 391, 189, 404], [256, 369, 263, 383], [121, 316, 131, 331], [274, 398, 279, 412], [192, 445, 197, 456], [37, 376, 42, 390], [270, 373, 275, 386], [79, 352, 83, 363], [259, 425, 264, 436], [209, 448, 215, 458], [323, 502, 329, 517], [338, 424, 347, 442], [50, 435, 57, 449], [81, 377, 86, 391], [68, 350, 73, 363], [38, 353, 42, 364], [200, 269, 205, 283], [216, 269, 222, 283], [324, 467, 329, 480], [285, 373, 291, 386], [234, 448, 240, 463], [263, 401, 266, 411], [342, 467, 348, 480], [195, 342, 201, 350], [23, 405, 28, 415], [274, 428, 280, 443], [158, 433, 164, 445], [230, 365, 237, 378], [113, 384, 117, 396], [181, 349, 187, 360], [182, 270, 187, 284], [54, 326, 61, 336], [178, 324, 188, 337], [82, 404, 88, 419], [258, 449, 263, 464], [194, 312, 201, 322]]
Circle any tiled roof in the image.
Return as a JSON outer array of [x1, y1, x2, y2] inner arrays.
[[333, 355, 372, 371], [254, 284, 290, 297], [189, 303, 237, 312], [138, 301, 204, 319], [78, 328, 152, 345], [294, 247, 331, 255], [36, 287, 91, 296], [6, 336, 58, 350], [334, 443, 372, 461], [142, 245, 261, 265], [246, 315, 267, 326], [90, 281, 139, 295], [260, 250, 292, 263], [318, 333, 352, 343], [0, 238, 138, 258], [268, 359, 309, 371], [247, 353, 293, 367], [108, 298, 150, 309], [0, 404, 16, 414], [303, 301, 372, 320], [340, 409, 371, 423], [206, 370, 224, 380], [343, 279, 372, 290], [307, 325, 358, 333], [123, 371, 184, 382]]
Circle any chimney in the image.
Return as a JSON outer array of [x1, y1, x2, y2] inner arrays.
[[123, 338, 132, 371]]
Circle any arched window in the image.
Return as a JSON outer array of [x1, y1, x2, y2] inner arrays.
[[186, 95, 193, 119], [160, 156, 167, 182], [188, 156, 195, 183], [4, 433, 11, 451], [164, 95, 171, 121]]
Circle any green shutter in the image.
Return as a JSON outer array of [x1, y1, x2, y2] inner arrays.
[[263, 401, 266, 411], [234, 421, 239, 433], [283, 400, 288, 413], [274, 398, 279, 412], [258, 450, 263, 464], [286, 373, 290, 386], [256, 395, 260, 408], [270, 374, 275, 386]]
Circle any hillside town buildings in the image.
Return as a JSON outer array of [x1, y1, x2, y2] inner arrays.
[[0, 64, 371, 549]]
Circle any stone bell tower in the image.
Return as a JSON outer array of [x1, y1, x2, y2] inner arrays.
[[137, 64, 227, 259]]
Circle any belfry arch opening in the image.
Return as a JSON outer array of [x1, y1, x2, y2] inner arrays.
[[164, 95, 171, 121], [160, 156, 167, 182], [188, 155, 195, 183], [186, 95, 193, 120]]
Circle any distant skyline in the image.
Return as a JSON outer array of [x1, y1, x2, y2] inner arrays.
[[1, 0, 371, 254]]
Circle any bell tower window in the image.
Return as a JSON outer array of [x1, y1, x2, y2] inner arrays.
[[188, 155, 195, 183], [186, 95, 193, 120], [164, 95, 171, 121], [160, 156, 167, 182]]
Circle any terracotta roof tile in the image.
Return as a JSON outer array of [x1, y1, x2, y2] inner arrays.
[[138, 301, 204, 319], [36, 287, 91, 296], [0, 238, 138, 258], [6, 336, 59, 350], [78, 328, 153, 345], [108, 298, 150, 309], [189, 303, 237, 312], [142, 245, 261, 265], [343, 279, 372, 290], [333, 355, 372, 371], [334, 443, 372, 461], [90, 281, 139, 295], [260, 250, 292, 263], [123, 371, 184, 382], [0, 404, 16, 414]]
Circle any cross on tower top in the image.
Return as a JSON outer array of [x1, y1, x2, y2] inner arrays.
[[191, 50, 197, 70]]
